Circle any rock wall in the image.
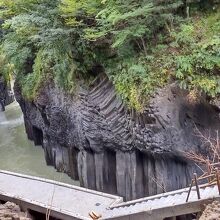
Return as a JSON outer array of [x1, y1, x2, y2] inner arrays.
[[0, 77, 14, 111], [14, 75, 220, 201]]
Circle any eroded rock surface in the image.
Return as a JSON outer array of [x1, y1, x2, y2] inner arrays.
[[199, 201, 220, 220], [0, 77, 14, 111], [0, 202, 32, 220], [14, 75, 220, 200]]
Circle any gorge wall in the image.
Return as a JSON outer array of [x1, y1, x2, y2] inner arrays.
[[0, 77, 14, 111], [14, 75, 220, 201]]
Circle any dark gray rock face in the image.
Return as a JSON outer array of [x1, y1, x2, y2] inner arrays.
[[14, 75, 220, 201], [0, 77, 14, 111]]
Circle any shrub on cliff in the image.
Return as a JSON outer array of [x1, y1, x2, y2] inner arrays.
[[0, 0, 219, 108]]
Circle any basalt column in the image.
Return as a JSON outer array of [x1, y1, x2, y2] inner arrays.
[[79, 150, 194, 201], [14, 75, 220, 201]]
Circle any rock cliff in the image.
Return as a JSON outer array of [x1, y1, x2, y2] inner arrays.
[[14, 75, 220, 201], [0, 77, 14, 111]]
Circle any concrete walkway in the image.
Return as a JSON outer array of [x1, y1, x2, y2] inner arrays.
[[0, 170, 122, 220], [0, 170, 219, 220], [103, 184, 220, 219]]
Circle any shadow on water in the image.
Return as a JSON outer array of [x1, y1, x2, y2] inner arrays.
[[0, 101, 78, 185]]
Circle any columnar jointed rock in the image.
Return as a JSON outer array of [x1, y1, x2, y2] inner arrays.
[[14, 75, 220, 201]]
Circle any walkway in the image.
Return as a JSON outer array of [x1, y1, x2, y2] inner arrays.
[[103, 183, 219, 219], [0, 170, 219, 220], [0, 170, 122, 220]]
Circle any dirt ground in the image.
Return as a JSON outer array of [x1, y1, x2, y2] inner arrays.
[[0, 202, 32, 220], [199, 200, 220, 220]]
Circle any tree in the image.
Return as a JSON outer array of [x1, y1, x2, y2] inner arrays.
[[0, 0, 219, 108]]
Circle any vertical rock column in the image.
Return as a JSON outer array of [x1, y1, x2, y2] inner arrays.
[[143, 154, 157, 196], [94, 150, 117, 195], [94, 153, 105, 192], [116, 151, 145, 201], [77, 150, 96, 190], [68, 147, 79, 180], [115, 151, 192, 201], [78, 150, 118, 195]]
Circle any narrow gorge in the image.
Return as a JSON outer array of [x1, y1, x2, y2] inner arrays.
[[0, 0, 219, 207], [14, 74, 220, 201]]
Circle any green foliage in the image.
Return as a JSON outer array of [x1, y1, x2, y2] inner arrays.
[[173, 9, 220, 97], [95, 2, 154, 47], [0, 55, 12, 83], [84, 0, 186, 56], [105, 55, 169, 110], [173, 24, 195, 45], [0, 0, 219, 109], [0, 0, 77, 98], [60, 0, 101, 26]]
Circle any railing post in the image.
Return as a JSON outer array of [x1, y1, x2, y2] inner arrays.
[[194, 173, 201, 200], [215, 168, 220, 195], [186, 179, 194, 202]]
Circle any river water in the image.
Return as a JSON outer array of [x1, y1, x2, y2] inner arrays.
[[0, 101, 77, 185]]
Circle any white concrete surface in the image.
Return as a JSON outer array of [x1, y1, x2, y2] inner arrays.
[[0, 170, 219, 220], [102, 184, 220, 219], [0, 170, 122, 220]]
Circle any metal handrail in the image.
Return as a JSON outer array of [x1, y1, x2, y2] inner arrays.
[[186, 168, 220, 202]]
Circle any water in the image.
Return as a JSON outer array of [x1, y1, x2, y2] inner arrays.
[[0, 101, 77, 185]]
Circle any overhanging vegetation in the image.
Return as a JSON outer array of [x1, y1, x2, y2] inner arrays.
[[0, 0, 219, 109]]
